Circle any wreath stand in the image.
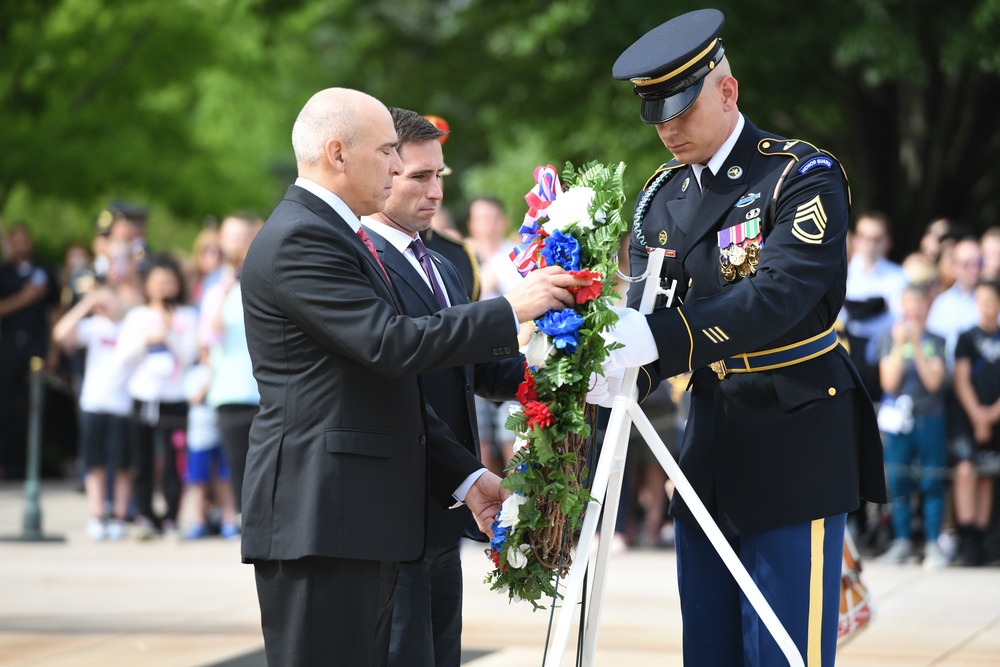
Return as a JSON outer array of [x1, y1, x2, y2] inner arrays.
[[541, 248, 805, 667]]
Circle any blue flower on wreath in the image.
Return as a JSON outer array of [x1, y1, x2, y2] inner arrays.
[[539, 229, 581, 271], [490, 521, 509, 552], [536, 309, 585, 354]]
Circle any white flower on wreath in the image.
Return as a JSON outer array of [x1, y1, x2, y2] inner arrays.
[[507, 543, 531, 569], [511, 436, 529, 455], [542, 186, 598, 233], [524, 329, 556, 368], [498, 493, 528, 529]]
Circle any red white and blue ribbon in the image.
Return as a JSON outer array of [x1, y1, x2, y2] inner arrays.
[[510, 165, 562, 276]]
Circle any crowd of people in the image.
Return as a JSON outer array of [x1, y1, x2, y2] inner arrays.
[[0, 202, 996, 561], [0, 208, 262, 541], [1, 196, 998, 569], [842, 213, 1000, 568]]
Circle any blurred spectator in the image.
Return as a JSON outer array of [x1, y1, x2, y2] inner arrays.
[[0, 223, 61, 478], [106, 200, 150, 265], [919, 217, 952, 265], [927, 237, 982, 364], [59, 243, 93, 308], [842, 211, 907, 401], [182, 357, 239, 540], [466, 197, 521, 301], [875, 284, 949, 568], [466, 197, 522, 475], [52, 261, 136, 541], [951, 280, 1000, 566], [116, 254, 199, 539], [190, 226, 223, 306], [980, 227, 1000, 282], [199, 214, 260, 520], [901, 252, 944, 303]]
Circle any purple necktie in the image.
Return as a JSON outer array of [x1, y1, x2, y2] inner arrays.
[[409, 237, 448, 310]]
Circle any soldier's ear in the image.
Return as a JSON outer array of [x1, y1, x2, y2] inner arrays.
[[720, 75, 738, 112]]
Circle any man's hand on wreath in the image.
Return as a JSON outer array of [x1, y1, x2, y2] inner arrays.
[[465, 471, 512, 538]]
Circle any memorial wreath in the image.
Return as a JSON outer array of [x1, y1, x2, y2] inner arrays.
[[485, 160, 629, 607]]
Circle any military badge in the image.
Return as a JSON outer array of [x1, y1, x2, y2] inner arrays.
[[718, 218, 762, 282], [658, 229, 668, 245], [791, 195, 828, 244], [798, 156, 833, 174], [734, 192, 761, 208], [681, 177, 690, 192], [727, 166, 742, 179]]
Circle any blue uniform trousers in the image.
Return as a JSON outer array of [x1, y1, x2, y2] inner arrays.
[[675, 513, 846, 666]]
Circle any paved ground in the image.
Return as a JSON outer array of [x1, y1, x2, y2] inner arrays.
[[1, 481, 999, 666]]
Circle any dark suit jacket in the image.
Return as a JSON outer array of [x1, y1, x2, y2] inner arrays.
[[627, 118, 886, 537], [240, 185, 519, 563], [365, 226, 524, 548], [420, 228, 480, 302]]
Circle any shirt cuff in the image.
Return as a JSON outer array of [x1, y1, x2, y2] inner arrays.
[[450, 467, 488, 508]]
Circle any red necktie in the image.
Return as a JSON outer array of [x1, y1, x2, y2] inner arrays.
[[357, 227, 390, 283]]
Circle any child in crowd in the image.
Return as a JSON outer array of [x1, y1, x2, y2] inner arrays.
[[876, 283, 950, 568], [183, 356, 239, 539], [116, 255, 199, 539], [951, 280, 1000, 566], [52, 284, 134, 541]]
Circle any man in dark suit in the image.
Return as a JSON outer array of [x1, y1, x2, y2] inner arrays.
[[362, 109, 524, 667], [592, 10, 887, 666], [241, 88, 587, 667]]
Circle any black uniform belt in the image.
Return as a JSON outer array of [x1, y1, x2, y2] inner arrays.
[[709, 327, 839, 380]]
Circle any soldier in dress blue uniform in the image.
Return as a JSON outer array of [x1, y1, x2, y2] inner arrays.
[[595, 9, 888, 665]]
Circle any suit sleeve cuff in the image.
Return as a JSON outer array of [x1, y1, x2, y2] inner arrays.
[[450, 467, 488, 507]]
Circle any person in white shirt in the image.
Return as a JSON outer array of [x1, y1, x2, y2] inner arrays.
[[116, 254, 199, 539], [842, 211, 907, 400], [926, 237, 982, 365], [53, 282, 135, 541]]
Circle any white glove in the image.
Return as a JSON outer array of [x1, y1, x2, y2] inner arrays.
[[585, 367, 637, 408], [601, 307, 659, 373]]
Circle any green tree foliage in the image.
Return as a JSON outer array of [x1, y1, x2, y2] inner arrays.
[[2, 0, 999, 259]]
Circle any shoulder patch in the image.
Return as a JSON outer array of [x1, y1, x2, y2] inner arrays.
[[757, 137, 820, 160], [798, 156, 834, 174], [643, 159, 685, 191]]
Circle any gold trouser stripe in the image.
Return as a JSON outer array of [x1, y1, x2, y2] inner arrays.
[[807, 519, 825, 666], [677, 308, 694, 372]]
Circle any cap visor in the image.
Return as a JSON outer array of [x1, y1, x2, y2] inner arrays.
[[639, 78, 704, 125]]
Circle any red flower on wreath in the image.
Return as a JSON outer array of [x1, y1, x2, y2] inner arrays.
[[516, 367, 538, 405], [523, 400, 555, 429], [569, 269, 603, 304]]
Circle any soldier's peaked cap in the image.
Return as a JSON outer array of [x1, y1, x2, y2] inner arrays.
[[613, 9, 726, 125]]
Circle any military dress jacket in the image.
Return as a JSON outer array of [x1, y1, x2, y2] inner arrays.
[[627, 117, 887, 537]]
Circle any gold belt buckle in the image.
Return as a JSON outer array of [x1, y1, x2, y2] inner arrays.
[[709, 359, 729, 380]]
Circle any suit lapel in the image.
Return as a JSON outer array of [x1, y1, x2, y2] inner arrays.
[[366, 230, 442, 314], [284, 186, 397, 297], [432, 252, 469, 307]]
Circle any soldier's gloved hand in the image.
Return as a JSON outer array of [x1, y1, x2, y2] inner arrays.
[[601, 307, 659, 373], [585, 367, 636, 408]]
